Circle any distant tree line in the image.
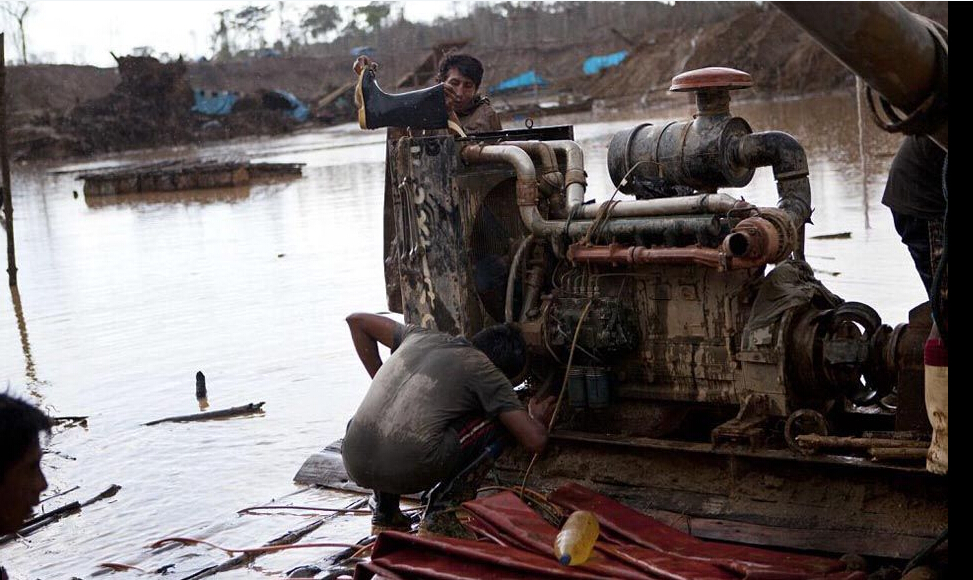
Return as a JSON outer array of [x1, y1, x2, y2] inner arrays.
[[208, 1, 398, 59], [204, 1, 748, 61]]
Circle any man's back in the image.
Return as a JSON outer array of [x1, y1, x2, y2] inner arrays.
[[342, 324, 522, 494]]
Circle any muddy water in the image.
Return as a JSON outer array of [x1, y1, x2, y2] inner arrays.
[[0, 93, 927, 578]]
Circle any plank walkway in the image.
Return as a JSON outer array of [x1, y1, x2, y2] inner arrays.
[[79, 160, 304, 196]]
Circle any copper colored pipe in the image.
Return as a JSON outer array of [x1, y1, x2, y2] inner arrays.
[[567, 243, 766, 271]]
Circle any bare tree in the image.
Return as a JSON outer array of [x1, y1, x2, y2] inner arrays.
[[210, 9, 234, 59], [233, 5, 272, 51], [300, 4, 340, 42], [352, 2, 390, 33], [1, 0, 33, 64]]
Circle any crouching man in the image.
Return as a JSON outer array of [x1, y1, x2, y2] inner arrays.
[[341, 313, 554, 535]]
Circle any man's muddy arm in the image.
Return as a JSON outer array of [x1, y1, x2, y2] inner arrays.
[[346, 313, 398, 378], [499, 396, 556, 454]]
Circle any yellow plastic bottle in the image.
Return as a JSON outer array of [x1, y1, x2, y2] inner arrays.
[[553, 510, 600, 566]]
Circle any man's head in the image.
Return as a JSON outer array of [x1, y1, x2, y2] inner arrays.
[[471, 323, 527, 382], [0, 394, 50, 534], [438, 54, 484, 113]]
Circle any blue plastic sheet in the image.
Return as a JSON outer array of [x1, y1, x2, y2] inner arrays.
[[192, 89, 238, 116], [583, 50, 628, 75], [489, 70, 548, 93], [268, 90, 310, 122]]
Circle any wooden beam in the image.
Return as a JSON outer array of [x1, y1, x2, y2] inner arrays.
[[1, 33, 17, 287]]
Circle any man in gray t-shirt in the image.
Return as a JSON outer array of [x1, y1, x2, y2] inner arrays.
[[342, 313, 554, 534]]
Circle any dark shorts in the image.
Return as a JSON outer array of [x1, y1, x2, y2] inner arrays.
[[891, 211, 944, 297]]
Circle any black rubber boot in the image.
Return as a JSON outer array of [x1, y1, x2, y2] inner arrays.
[[356, 69, 449, 130], [370, 491, 412, 534]]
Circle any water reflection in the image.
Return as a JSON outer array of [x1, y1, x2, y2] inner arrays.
[[83, 184, 254, 209], [9, 284, 40, 395]]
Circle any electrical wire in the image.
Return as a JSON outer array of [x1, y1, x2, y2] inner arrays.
[[238, 505, 373, 516], [148, 537, 357, 555], [519, 299, 594, 497]]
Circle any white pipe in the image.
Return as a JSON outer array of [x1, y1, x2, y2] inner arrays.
[[461, 144, 728, 239], [574, 193, 742, 219], [461, 145, 536, 186], [545, 140, 586, 211], [538, 140, 743, 219]]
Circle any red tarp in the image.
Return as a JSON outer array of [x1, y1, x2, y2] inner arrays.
[[355, 484, 867, 580], [548, 483, 865, 580]]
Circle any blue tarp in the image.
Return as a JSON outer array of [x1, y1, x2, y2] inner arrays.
[[489, 70, 548, 93], [269, 90, 310, 122], [583, 50, 628, 75], [192, 90, 238, 116]]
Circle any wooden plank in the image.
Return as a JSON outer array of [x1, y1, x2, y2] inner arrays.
[[689, 517, 935, 560], [316, 80, 357, 109], [293, 439, 371, 493], [551, 429, 927, 472]]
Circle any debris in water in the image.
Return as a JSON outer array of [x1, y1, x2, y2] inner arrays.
[[810, 231, 852, 240], [144, 402, 265, 426]]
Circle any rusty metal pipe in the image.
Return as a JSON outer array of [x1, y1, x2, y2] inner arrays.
[[772, 1, 947, 149], [568, 243, 765, 271], [460, 144, 538, 207], [545, 140, 586, 211], [503, 141, 564, 197], [722, 216, 784, 263], [732, 131, 810, 259], [568, 243, 722, 269]]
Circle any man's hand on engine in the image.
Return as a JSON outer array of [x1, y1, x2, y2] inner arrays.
[[528, 395, 557, 427]]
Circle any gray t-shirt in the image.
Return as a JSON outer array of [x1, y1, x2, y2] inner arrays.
[[342, 324, 524, 494]]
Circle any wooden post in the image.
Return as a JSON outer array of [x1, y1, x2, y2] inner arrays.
[[1, 33, 17, 287]]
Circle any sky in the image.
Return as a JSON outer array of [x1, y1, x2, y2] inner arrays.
[[1, 1, 471, 67]]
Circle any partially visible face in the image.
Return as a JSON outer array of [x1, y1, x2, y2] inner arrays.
[[0, 438, 48, 535], [444, 67, 478, 112]]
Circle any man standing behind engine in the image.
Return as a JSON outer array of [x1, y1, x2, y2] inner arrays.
[[437, 53, 502, 134]]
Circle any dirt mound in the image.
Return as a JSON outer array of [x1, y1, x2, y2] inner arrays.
[[587, 2, 947, 106], [60, 56, 196, 155], [12, 56, 307, 160], [6, 64, 118, 122]]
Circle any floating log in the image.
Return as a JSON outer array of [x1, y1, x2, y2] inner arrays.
[[144, 402, 265, 426], [39, 485, 81, 504], [810, 231, 853, 240], [50, 416, 89, 423], [79, 160, 304, 197]]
